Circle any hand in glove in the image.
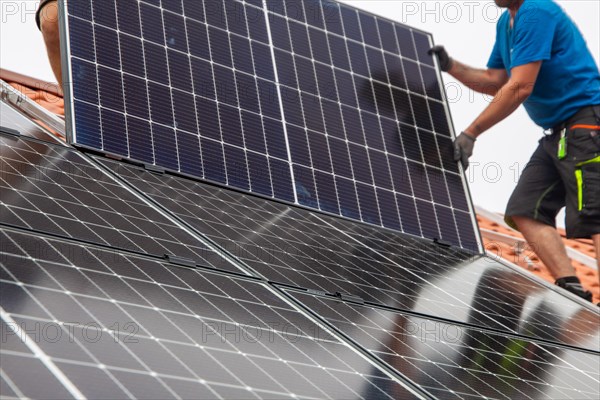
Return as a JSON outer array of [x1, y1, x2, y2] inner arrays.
[[428, 45, 453, 72], [453, 132, 477, 169]]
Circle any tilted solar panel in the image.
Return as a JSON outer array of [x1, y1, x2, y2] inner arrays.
[[63, 0, 294, 202], [265, 0, 473, 246], [60, 0, 480, 249]]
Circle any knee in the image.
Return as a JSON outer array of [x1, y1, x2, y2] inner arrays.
[[40, 2, 60, 45], [508, 215, 525, 226], [510, 215, 534, 231]]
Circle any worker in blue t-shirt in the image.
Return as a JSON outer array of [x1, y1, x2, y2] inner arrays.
[[430, 0, 600, 303]]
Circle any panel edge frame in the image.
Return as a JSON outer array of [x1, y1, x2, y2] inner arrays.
[[58, 0, 76, 144]]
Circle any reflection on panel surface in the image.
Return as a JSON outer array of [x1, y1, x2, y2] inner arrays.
[[286, 290, 600, 400], [100, 160, 599, 351], [323, 218, 600, 352], [0, 135, 241, 274], [0, 228, 420, 400], [1, 101, 63, 144]]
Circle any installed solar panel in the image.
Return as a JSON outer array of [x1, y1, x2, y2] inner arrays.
[[0, 134, 242, 274], [323, 217, 600, 352], [98, 160, 599, 351], [286, 290, 600, 400], [60, 0, 480, 249], [0, 227, 423, 399], [0, 101, 63, 145]]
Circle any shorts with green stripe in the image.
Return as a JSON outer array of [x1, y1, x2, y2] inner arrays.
[[505, 106, 600, 239]]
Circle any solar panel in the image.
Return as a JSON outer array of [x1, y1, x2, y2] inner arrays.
[[62, 0, 294, 200], [0, 134, 243, 275], [285, 289, 600, 400], [265, 0, 475, 247], [323, 217, 600, 352], [0, 227, 423, 399], [97, 160, 599, 351], [0, 101, 64, 145], [60, 0, 480, 249]]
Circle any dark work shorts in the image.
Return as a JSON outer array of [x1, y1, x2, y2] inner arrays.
[[505, 105, 600, 239], [36, 0, 56, 31]]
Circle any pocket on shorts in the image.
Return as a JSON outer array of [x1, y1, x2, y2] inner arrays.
[[575, 157, 600, 217], [567, 125, 600, 161]]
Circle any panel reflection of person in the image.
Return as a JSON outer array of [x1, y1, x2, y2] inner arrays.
[[431, 0, 600, 304], [37, 0, 63, 90]]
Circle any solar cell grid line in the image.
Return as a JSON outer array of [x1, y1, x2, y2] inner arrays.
[[285, 290, 600, 400], [0, 134, 245, 275], [61, 0, 295, 203], [0, 101, 64, 145], [98, 159, 600, 352], [262, 0, 476, 248], [0, 228, 426, 400]]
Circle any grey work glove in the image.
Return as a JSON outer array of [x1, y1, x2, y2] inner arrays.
[[428, 45, 453, 72], [453, 132, 476, 169]]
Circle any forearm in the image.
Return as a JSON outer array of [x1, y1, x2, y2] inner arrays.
[[449, 60, 503, 96], [465, 80, 531, 137]]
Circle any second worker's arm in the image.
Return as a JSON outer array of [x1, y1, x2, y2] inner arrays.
[[449, 60, 509, 97], [463, 61, 541, 137], [429, 46, 508, 96]]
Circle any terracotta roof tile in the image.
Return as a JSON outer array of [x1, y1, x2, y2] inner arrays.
[[7, 81, 65, 116], [479, 215, 599, 303]]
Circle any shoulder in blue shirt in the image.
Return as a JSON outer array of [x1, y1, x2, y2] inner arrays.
[[487, 0, 600, 129]]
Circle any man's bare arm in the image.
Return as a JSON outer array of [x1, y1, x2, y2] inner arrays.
[[464, 61, 542, 137], [449, 61, 509, 96]]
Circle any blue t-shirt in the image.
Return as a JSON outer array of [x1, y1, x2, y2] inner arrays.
[[487, 0, 600, 129]]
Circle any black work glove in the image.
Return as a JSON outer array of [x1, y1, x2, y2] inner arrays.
[[453, 132, 476, 170], [428, 45, 453, 72]]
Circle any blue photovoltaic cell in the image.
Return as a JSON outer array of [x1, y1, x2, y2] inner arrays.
[[63, 0, 479, 249], [265, 0, 476, 248], [65, 0, 294, 203]]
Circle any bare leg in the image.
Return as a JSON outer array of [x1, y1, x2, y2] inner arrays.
[[512, 216, 575, 279], [40, 1, 62, 89]]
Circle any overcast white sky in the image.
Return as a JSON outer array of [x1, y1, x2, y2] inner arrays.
[[1, 0, 599, 223]]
